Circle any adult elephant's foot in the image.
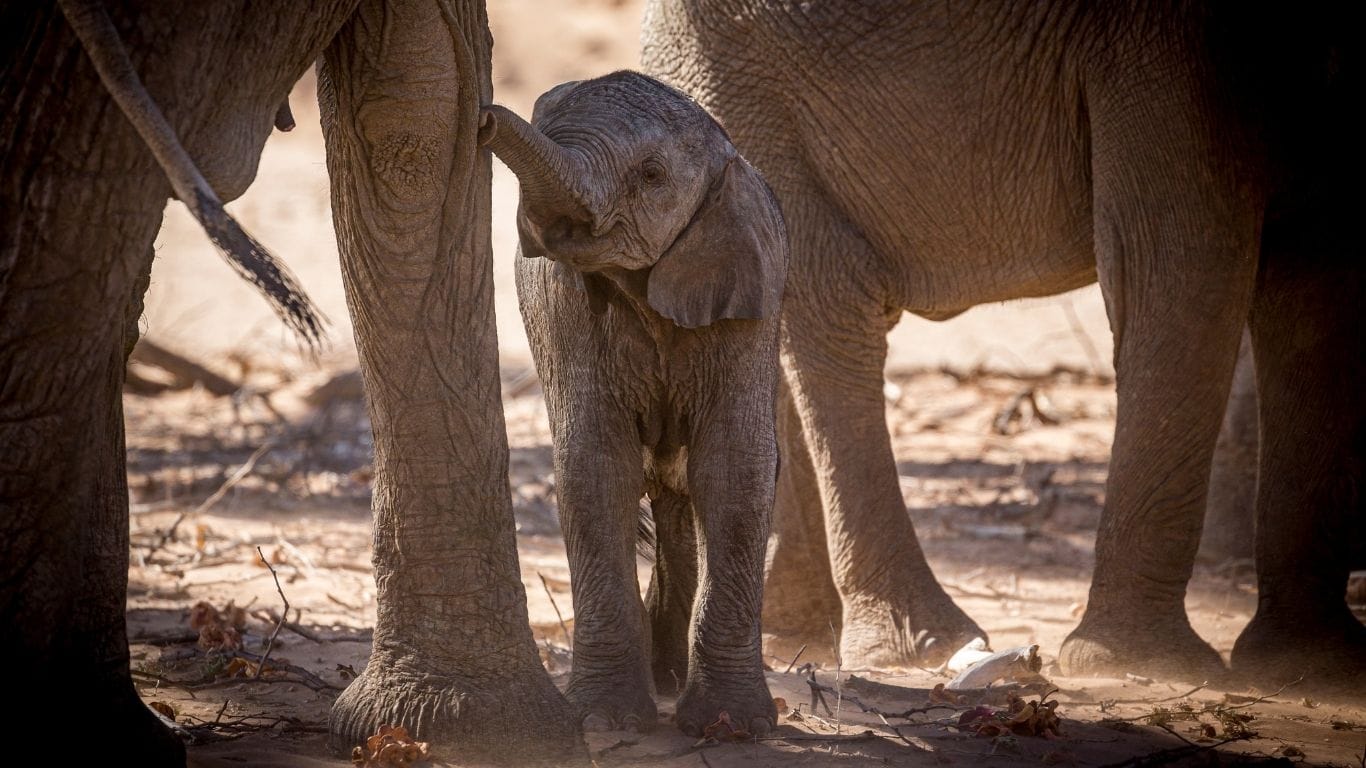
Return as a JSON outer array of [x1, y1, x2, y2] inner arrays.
[[839, 589, 987, 668], [329, 656, 585, 765], [1060, 609, 1227, 684], [674, 671, 777, 737], [1230, 605, 1366, 699], [567, 674, 659, 732], [762, 570, 843, 666], [89, 684, 186, 767]]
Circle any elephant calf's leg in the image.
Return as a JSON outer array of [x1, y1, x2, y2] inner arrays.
[[556, 422, 657, 732], [674, 416, 778, 737], [645, 490, 698, 696], [1231, 246, 1366, 697]]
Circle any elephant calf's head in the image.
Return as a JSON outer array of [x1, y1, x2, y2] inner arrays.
[[480, 71, 786, 328]]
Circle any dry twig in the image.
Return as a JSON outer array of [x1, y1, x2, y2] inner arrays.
[[147, 442, 273, 559], [255, 545, 288, 680], [538, 571, 572, 650]]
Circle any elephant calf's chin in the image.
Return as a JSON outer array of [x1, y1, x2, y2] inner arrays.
[[491, 71, 789, 734]]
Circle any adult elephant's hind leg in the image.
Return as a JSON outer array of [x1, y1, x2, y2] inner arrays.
[[762, 382, 844, 665], [1231, 235, 1366, 697], [781, 195, 984, 669], [1198, 330, 1258, 563], [1061, 57, 1260, 683]]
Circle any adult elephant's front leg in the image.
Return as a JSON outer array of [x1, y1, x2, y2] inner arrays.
[[1060, 51, 1261, 683], [318, 0, 581, 763], [778, 188, 985, 669], [674, 397, 778, 736]]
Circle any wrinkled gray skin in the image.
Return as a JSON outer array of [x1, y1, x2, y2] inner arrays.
[[646, 2, 1364, 695], [481, 72, 787, 735], [1, 1, 584, 764], [1201, 331, 1258, 563]]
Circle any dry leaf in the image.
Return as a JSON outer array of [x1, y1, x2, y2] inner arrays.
[[701, 711, 751, 742], [189, 601, 219, 630], [223, 600, 247, 629], [930, 682, 965, 705], [353, 724, 431, 767], [197, 622, 242, 652], [189, 600, 247, 650], [957, 692, 1062, 739]]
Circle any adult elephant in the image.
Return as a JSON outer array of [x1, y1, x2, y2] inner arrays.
[[1, 1, 581, 764], [644, 2, 1364, 691]]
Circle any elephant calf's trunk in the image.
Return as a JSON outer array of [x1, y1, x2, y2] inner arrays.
[[479, 105, 597, 222]]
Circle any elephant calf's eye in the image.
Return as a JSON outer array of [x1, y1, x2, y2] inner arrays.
[[640, 160, 667, 187]]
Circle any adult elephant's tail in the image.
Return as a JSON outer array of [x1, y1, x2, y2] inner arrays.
[[57, 0, 324, 348]]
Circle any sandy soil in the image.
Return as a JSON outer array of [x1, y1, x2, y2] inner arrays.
[[125, 364, 1366, 767], [121, 1, 1365, 765]]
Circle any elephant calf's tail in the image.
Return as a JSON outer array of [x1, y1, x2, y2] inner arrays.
[[57, 0, 324, 348]]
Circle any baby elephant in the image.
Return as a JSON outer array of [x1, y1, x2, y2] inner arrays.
[[479, 71, 787, 735]]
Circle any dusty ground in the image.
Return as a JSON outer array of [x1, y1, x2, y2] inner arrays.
[[121, 0, 1365, 765], [124, 362, 1366, 767]]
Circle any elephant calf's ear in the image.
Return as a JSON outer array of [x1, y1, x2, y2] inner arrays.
[[647, 157, 787, 328]]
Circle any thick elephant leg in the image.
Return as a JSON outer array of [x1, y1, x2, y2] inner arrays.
[[645, 490, 698, 696], [762, 381, 843, 663], [1230, 234, 1366, 696], [779, 192, 984, 669], [674, 401, 777, 737], [1, 8, 183, 760], [1199, 330, 1259, 563], [0, 241, 182, 764], [319, 1, 582, 762], [1061, 48, 1261, 682]]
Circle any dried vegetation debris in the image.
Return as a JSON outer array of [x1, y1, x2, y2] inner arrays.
[[351, 725, 431, 767], [190, 599, 247, 651], [957, 690, 1063, 739]]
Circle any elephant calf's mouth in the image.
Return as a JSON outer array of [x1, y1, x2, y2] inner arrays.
[[536, 219, 624, 267]]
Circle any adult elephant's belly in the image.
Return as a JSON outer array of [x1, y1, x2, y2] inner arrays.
[[801, 110, 1097, 318], [783, 16, 1099, 317]]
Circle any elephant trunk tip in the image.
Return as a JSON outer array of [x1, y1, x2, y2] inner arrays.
[[477, 103, 599, 220], [477, 106, 498, 148]]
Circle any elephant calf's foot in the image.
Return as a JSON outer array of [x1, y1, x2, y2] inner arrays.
[[568, 679, 659, 732], [1060, 610, 1227, 684], [1231, 607, 1366, 700], [839, 590, 987, 669], [329, 658, 585, 765], [674, 672, 777, 737]]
